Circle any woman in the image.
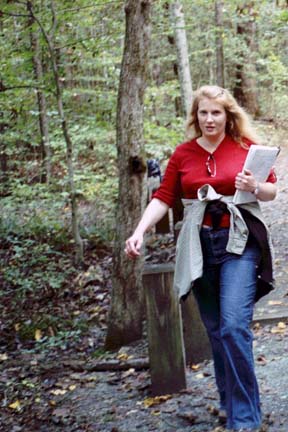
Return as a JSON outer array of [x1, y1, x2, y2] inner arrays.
[[125, 85, 277, 432]]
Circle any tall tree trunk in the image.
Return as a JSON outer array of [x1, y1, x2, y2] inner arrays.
[[215, 0, 225, 87], [234, 3, 260, 116], [170, 1, 193, 118], [27, 0, 84, 265], [29, 23, 51, 184], [105, 0, 151, 350], [0, 122, 8, 185]]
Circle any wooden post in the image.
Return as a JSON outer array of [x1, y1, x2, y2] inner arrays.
[[143, 263, 211, 381], [143, 263, 186, 395], [181, 292, 212, 364]]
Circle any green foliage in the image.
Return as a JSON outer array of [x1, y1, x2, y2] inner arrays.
[[92, 347, 108, 358], [35, 329, 83, 350], [144, 119, 185, 159], [0, 236, 73, 297], [0, 192, 69, 242]]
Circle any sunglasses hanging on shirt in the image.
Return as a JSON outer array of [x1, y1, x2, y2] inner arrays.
[[206, 154, 217, 177]]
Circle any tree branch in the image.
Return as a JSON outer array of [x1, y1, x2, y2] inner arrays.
[[49, 0, 57, 37], [57, 1, 124, 14], [62, 358, 149, 372], [0, 11, 30, 18], [0, 84, 44, 92], [26, 1, 53, 54]]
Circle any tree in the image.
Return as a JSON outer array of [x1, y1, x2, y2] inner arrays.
[[26, 0, 84, 264], [215, 0, 225, 87], [233, 2, 260, 116], [105, 0, 151, 349], [29, 19, 51, 183], [170, 1, 193, 117]]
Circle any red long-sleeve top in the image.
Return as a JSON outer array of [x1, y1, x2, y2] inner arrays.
[[153, 135, 276, 208]]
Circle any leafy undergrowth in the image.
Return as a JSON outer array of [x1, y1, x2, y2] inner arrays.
[[0, 230, 115, 430], [0, 236, 112, 349]]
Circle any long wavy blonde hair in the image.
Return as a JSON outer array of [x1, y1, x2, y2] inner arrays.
[[186, 85, 260, 146]]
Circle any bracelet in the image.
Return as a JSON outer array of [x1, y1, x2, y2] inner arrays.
[[253, 182, 260, 196]]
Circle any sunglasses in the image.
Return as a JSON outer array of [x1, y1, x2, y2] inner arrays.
[[206, 154, 216, 177]]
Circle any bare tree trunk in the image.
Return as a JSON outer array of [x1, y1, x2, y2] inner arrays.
[[29, 23, 51, 183], [105, 0, 151, 350], [170, 1, 193, 118], [215, 0, 225, 87], [27, 0, 84, 265], [234, 3, 260, 117], [0, 122, 8, 186]]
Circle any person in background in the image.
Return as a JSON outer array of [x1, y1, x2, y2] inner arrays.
[[125, 85, 277, 432]]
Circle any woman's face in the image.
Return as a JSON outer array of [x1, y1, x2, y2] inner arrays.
[[197, 97, 227, 141]]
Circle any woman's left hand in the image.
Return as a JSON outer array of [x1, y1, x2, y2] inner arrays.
[[235, 169, 257, 193]]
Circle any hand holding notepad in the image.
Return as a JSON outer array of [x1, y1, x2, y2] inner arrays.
[[233, 145, 280, 205]]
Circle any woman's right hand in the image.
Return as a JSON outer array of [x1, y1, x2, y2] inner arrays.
[[124, 232, 144, 259], [123, 198, 169, 259]]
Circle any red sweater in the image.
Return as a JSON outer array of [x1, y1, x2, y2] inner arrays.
[[153, 135, 276, 207]]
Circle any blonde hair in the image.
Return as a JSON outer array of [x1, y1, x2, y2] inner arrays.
[[186, 85, 260, 146]]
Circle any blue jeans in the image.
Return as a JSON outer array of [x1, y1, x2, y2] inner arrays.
[[193, 227, 261, 430]]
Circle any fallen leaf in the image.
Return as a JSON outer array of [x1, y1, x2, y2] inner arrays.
[[207, 404, 219, 416], [0, 353, 8, 361], [86, 376, 98, 382], [68, 385, 76, 391], [271, 322, 286, 334], [277, 322, 286, 329], [122, 368, 135, 378], [126, 409, 138, 416], [117, 353, 128, 361], [253, 322, 261, 330], [117, 353, 134, 361], [143, 395, 172, 408], [191, 364, 201, 371], [152, 410, 161, 416], [50, 389, 67, 396], [9, 400, 21, 411], [96, 293, 105, 301], [34, 329, 42, 341]]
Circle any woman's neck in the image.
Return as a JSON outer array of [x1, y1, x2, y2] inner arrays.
[[197, 133, 226, 153]]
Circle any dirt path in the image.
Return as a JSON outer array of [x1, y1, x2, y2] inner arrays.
[[3, 323, 286, 432]]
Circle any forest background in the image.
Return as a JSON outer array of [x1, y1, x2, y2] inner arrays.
[[0, 0, 288, 390]]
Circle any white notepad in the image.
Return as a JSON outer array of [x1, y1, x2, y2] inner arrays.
[[233, 145, 280, 205]]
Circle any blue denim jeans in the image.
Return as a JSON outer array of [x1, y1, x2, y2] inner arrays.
[[193, 227, 261, 430]]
